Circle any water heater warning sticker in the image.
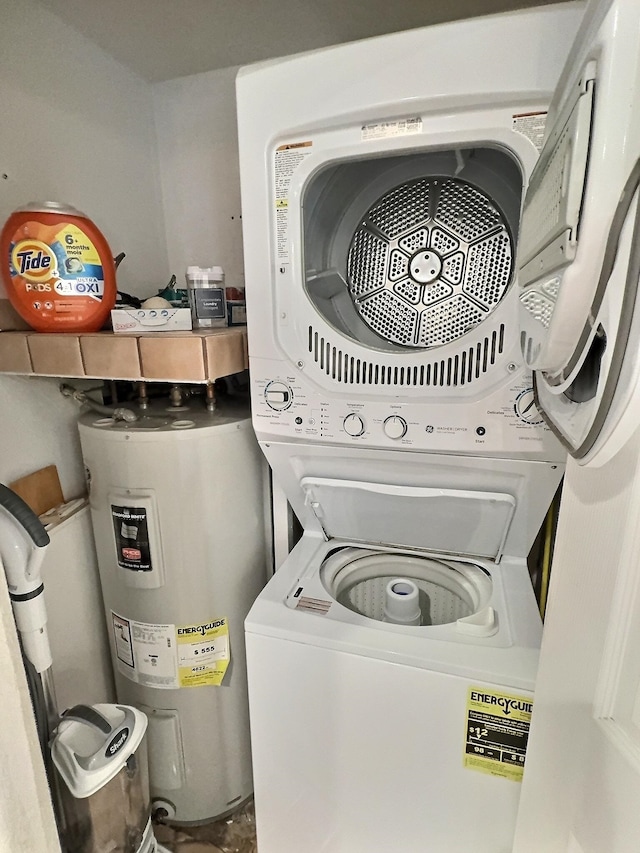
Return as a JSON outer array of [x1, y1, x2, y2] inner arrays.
[[112, 613, 134, 668], [463, 686, 533, 782], [111, 504, 152, 571], [111, 611, 230, 689], [112, 612, 177, 688]]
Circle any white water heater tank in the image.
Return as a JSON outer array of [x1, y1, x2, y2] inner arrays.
[[78, 404, 267, 824]]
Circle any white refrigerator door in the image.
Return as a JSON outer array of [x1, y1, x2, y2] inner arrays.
[[519, 0, 640, 466]]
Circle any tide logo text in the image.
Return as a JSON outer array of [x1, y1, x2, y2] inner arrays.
[[16, 249, 51, 275]]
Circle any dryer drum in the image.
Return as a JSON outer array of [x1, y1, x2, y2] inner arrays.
[[346, 176, 513, 348]]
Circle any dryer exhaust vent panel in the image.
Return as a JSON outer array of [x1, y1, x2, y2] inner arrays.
[[308, 323, 506, 387], [346, 177, 513, 348]]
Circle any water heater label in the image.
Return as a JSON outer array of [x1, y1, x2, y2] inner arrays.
[[112, 612, 178, 688], [111, 504, 152, 571], [111, 611, 230, 689], [177, 618, 230, 687], [463, 686, 533, 782]]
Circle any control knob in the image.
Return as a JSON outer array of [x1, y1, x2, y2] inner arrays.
[[343, 413, 365, 437], [383, 415, 408, 439], [514, 388, 544, 425], [265, 381, 293, 411]]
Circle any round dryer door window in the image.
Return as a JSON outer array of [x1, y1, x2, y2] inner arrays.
[[346, 177, 513, 348], [320, 547, 494, 629]]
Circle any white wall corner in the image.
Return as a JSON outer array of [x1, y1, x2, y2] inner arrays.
[[0, 570, 60, 851]]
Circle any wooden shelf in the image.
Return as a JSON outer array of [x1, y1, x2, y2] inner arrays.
[[0, 328, 248, 383]]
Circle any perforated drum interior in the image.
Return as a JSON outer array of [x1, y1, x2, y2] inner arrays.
[[302, 148, 522, 358], [347, 177, 513, 348]]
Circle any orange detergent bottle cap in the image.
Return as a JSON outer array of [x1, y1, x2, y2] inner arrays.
[[0, 201, 118, 333]]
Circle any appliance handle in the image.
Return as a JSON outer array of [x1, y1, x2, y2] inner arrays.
[[0, 483, 49, 548], [62, 704, 113, 735], [0, 483, 52, 673], [545, 156, 640, 387]]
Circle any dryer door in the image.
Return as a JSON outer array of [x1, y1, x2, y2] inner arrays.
[[519, 0, 640, 465]]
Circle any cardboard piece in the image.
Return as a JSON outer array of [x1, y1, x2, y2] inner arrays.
[[9, 465, 64, 516]]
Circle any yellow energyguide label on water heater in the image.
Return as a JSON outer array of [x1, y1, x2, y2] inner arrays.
[[176, 617, 230, 687], [463, 686, 533, 782], [111, 611, 230, 689]]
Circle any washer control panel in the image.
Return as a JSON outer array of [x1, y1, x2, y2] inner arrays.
[[251, 359, 564, 460]]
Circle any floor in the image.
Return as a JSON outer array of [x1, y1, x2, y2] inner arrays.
[[154, 801, 257, 853]]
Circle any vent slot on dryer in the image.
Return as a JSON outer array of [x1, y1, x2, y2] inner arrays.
[[303, 147, 522, 355], [308, 323, 506, 387]]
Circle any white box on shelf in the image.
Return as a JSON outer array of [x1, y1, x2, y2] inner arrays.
[[111, 308, 193, 333]]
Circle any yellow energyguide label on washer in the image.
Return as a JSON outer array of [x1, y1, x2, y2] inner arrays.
[[176, 617, 230, 687], [463, 686, 533, 782]]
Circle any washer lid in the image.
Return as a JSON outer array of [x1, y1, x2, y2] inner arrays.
[[301, 477, 516, 560]]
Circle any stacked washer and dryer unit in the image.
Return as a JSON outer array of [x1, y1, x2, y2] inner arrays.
[[237, 5, 584, 852]]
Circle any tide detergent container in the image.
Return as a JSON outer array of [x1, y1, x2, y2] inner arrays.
[[0, 202, 117, 332]]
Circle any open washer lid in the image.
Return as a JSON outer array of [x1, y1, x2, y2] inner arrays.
[[301, 477, 516, 561]]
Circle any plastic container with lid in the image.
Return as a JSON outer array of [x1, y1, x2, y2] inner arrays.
[[0, 201, 117, 332], [185, 265, 227, 328]]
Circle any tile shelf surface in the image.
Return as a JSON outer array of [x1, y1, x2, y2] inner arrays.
[[0, 328, 249, 383]]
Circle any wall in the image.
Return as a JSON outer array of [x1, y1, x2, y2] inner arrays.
[[153, 66, 245, 292], [0, 1, 168, 847], [0, 0, 169, 300], [0, 572, 61, 852], [0, 0, 171, 485], [0, 375, 88, 497]]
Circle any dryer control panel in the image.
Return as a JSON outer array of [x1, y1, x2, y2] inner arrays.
[[251, 358, 564, 461]]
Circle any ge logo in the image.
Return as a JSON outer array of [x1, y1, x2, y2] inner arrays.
[[425, 425, 434, 433]]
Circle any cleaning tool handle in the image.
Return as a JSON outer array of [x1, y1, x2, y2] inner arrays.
[[0, 483, 49, 548], [62, 705, 113, 735]]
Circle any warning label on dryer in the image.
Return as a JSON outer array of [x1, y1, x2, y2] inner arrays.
[[463, 686, 533, 782], [512, 111, 547, 152], [274, 141, 313, 262]]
